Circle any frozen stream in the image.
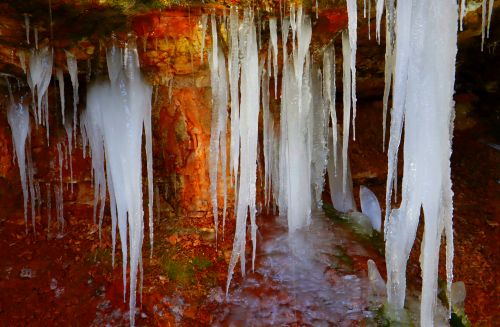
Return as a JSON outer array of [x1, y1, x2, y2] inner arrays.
[[212, 210, 382, 326]]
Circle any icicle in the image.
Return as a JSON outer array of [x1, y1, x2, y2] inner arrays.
[[282, 7, 312, 232], [316, 0, 319, 19], [85, 35, 153, 326], [487, 0, 494, 39], [208, 18, 229, 243], [341, 31, 352, 194], [375, 0, 384, 43], [26, 141, 36, 234], [56, 69, 65, 124], [65, 51, 79, 139], [200, 14, 208, 64], [323, 46, 337, 175], [382, 0, 395, 152], [384, 0, 458, 325], [7, 101, 30, 232], [262, 51, 271, 209], [269, 17, 279, 99], [346, 0, 358, 141], [229, 7, 240, 184], [24, 14, 30, 44], [368, 0, 372, 40], [364, 0, 367, 18], [311, 64, 328, 208], [227, 8, 259, 293], [28, 47, 53, 126], [18, 51, 27, 74], [460, 0, 466, 31], [64, 120, 73, 193], [106, 35, 122, 86], [481, 0, 487, 51]]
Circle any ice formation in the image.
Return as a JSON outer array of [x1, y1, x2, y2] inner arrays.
[[327, 127, 356, 213], [341, 31, 352, 193], [359, 186, 381, 232], [65, 51, 79, 138], [208, 14, 229, 243], [56, 69, 65, 124], [346, 0, 357, 141], [27, 46, 53, 132], [226, 8, 260, 293], [7, 101, 31, 232], [228, 6, 240, 184], [84, 36, 153, 326], [384, 0, 457, 324], [200, 14, 208, 64], [269, 17, 278, 98]]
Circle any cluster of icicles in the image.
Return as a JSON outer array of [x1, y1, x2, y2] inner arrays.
[[6, 1, 495, 326], [202, 0, 492, 325], [9, 24, 152, 325]]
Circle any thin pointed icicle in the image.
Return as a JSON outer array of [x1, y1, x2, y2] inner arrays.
[[200, 14, 208, 64], [341, 31, 352, 194], [460, 0, 466, 31], [368, 0, 372, 40], [65, 51, 79, 139], [487, 0, 494, 38], [56, 69, 65, 124], [227, 9, 259, 293], [346, 0, 358, 141], [269, 17, 279, 98], [481, 0, 487, 51], [375, 0, 384, 43], [7, 102, 30, 232]]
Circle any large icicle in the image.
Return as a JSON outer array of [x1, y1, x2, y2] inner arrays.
[[208, 16, 229, 243], [323, 46, 337, 174], [85, 36, 153, 326], [282, 7, 313, 232], [384, 0, 457, 325], [341, 31, 352, 193], [346, 0, 358, 140], [269, 17, 279, 98], [7, 101, 30, 232], [200, 14, 208, 64], [226, 9, 259, 293], [229, 7, 240, 184], [382, 0, 396, 151]]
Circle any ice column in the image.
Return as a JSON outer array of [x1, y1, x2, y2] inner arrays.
[[7, 101, 30, 232], [384, 0, 457, 324], [208, 16, 229, 242], [226, 9, 260, 293]]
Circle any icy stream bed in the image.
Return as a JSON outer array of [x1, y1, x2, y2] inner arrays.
[[212, 211, 383, 326]]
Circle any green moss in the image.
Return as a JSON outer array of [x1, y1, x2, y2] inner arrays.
[[192, 255, 212, 270]]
